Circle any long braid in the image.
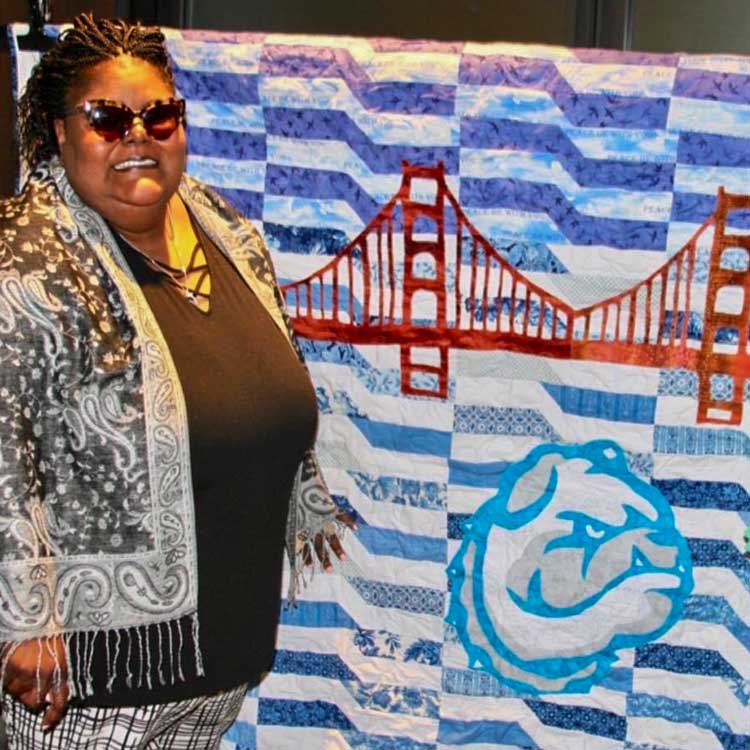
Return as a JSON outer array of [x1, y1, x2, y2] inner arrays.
[[18, 13, 175, 170]]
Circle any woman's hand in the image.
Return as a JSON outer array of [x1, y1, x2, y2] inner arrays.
[[306, 510, 358, 572], [2, 636, 69, 730]]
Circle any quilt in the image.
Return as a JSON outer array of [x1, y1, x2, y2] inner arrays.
[[9, 25, 750, 750]]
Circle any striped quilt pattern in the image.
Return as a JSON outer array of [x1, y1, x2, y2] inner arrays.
[[163, 31, 750, 750]]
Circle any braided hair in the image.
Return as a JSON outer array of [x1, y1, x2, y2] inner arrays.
[[18, 13, 175, 169]]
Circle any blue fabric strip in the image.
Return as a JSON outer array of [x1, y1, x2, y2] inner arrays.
[[279, 600, 358, 629], [187, 126, 266, 160], [542, 384, 657, 424], [459, 177, 668, 249], [672, 192, 750, 226], [448, 460, 509, 489], [525, 699, 627, 740], [264, 222, 349, 255], [354, 525, 446, 563], [347, 577, 445, 616], [687, 539, 750, 583], [265, 164, 380, 224], [448, 513, 470, 540], [461, 118, 675, 191], [261, 46, 456, 115], [258, 698, 354, 728], [653, 479, 750, 511], [351, 416, 452, 458], [272, 649, 359, 680], [674, 68, 750, 105], [437, 718, 538, 747], [573, 49, 679, 66], [458, 54, 669, 128], [174, 68, 260, 104], [654, 427, 750, 457], [678, 131, 750, 167], [635, 643, 741, 680], [211, 187, 263, 219], [264, 107, 460, 173], [683, 596, 750, 651], [627, 693, 735, 741]]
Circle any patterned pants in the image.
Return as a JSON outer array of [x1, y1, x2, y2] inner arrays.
[[2, 683, 247, 750]]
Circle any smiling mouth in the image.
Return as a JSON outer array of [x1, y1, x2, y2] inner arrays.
[[113, 158, 158, 172]]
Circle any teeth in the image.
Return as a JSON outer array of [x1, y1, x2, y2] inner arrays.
[[114, 158, 157, 171]]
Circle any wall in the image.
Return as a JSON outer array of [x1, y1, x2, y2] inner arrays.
[[631, 0, 750, 53], [188, 0, 580, 44], [187, 0, 750, 54]]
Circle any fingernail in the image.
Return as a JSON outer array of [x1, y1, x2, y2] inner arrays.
[[44, 691, 53, 702]]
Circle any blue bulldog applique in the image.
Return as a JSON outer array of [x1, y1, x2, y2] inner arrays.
[[447, 440, 694, 694]]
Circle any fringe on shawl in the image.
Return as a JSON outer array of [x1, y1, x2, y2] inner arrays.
[[284, 465, 351, 607], [286, 516, 351, 608], [0, 615, 204, 701]]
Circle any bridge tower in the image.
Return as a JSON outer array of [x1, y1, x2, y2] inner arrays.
[[399, 162, 449, 398], [697, 188, 750, 425]]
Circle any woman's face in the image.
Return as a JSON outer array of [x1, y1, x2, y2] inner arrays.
[[54, 55, 186, 232]]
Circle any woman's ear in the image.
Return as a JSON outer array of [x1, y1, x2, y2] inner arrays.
[[53, 118, 66, 149]]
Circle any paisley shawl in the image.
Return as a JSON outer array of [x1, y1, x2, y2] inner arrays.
[[0, 159, 339, 695]]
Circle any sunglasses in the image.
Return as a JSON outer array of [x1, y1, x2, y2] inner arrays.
[[66, 98, 186, 142]]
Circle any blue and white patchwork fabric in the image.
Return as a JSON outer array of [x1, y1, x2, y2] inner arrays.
[[10, 25, 750, 750]]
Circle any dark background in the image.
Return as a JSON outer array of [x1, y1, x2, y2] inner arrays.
[[2, 0, 750, 197]]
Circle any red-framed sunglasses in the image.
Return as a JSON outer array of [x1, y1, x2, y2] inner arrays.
[[66, 98, 186, 142]]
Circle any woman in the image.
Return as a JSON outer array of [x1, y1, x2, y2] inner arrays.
[[0, 14, 352, 748]]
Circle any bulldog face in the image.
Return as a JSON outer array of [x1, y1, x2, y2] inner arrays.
[[447, 440, 693, 694]]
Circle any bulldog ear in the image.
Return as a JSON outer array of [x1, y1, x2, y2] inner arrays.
[[507, 453, 567, 513]]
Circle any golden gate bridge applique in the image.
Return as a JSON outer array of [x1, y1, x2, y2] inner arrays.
[[281, 163, 750, 426]]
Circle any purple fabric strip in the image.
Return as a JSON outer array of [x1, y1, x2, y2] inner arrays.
[[459, 54, 669, 128], [674, 67, 750, 104], [461, 117, 675, 191], [180, 30, 267, 43], [460, 177, 668, 250], [370, 38, 464, 54], [574, 48, 680, 67], [677, 131, 750, 167], [260, 45, 456, 115], [264, 107, 459, 173]]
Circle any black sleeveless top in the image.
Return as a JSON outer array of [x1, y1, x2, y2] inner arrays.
[[78, 223, 318, 706]]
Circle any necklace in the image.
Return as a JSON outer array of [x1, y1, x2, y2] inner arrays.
[[120, 204, 211, 313]]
